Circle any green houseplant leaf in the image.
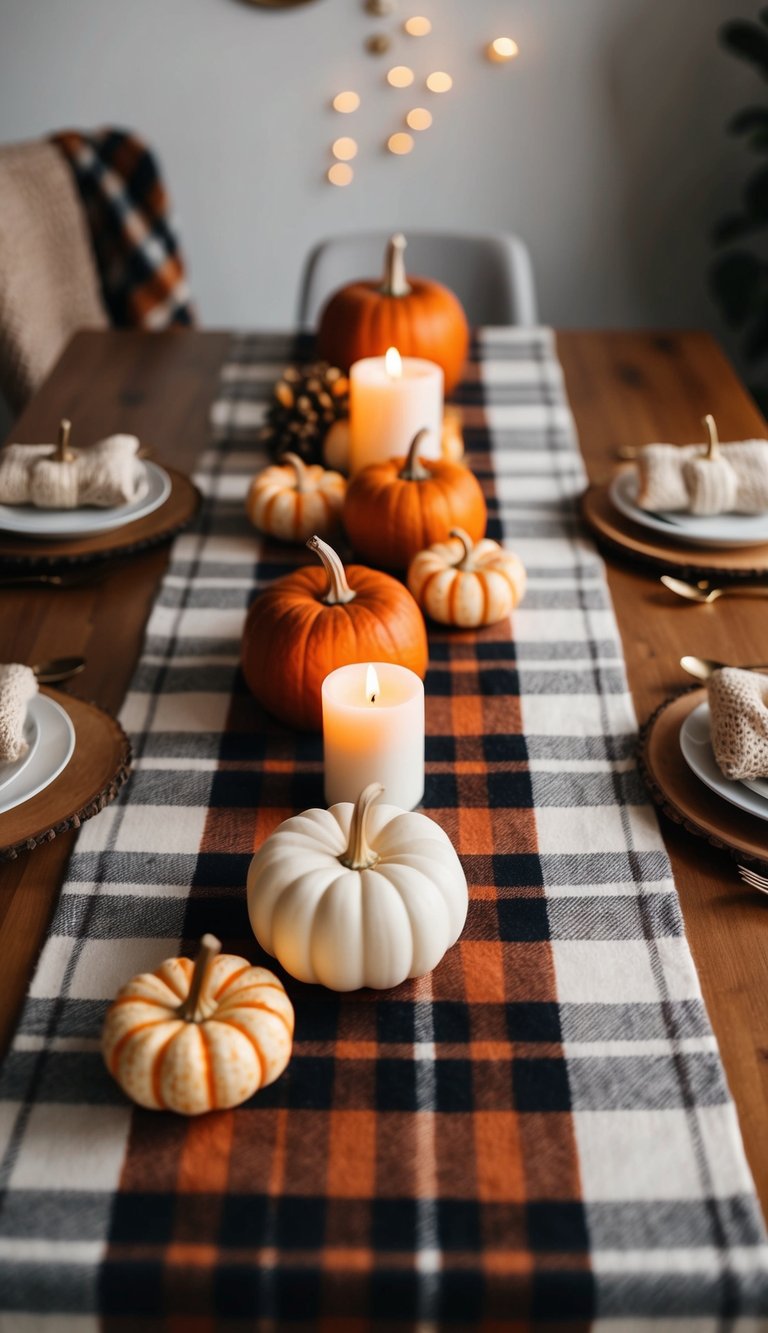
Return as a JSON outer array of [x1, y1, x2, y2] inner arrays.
[[710, 251, 763, 324], [721, 19, 768, 76]]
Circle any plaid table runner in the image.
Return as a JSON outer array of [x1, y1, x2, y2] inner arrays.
[[1, 328, 767, 1329]]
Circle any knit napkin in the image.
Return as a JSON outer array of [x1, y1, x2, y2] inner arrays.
[[0, 664, 38, 764], [707, 668, 768, 782], [636, 440, 768, 515], [0, 435, 147, 509]]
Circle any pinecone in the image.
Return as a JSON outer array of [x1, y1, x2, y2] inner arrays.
[[260, 362, 349, 465]]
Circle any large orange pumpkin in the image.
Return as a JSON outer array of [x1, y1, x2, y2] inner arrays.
[[241, 535, 428, 731], [316, 234, 469, 394], [343, 429, 487, 572]]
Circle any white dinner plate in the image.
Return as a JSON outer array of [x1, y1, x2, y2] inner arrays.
[[680, 701, 768, 823], [610, 468, 768, 549], [0, 461, 172, 540], [0, 695, 75, 816], [0, 714, 40, 796]]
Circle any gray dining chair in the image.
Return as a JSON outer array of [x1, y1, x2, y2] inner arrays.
[[298, 230, 539, 330]]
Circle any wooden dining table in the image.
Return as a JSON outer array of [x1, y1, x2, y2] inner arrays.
[[1, 325, 767, 1231]]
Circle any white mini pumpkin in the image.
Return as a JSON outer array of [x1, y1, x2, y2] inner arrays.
[[247, 783, 468, 991], [246, 452, 346, 543], [407, 528, 526, 628]]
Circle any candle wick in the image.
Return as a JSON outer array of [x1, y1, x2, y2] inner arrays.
[[369, 692, 377, 704]]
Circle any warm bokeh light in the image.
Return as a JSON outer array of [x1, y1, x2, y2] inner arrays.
[[487, 37, 519, 62], [404, 16, 431, 36], [385, 347, 403, 377], [426, 71, 453, 93], [387, 132, 415, 155], [365, 664, 380, 703], [332, 137, 358, 161], [387, 65, 415, 88], [406, 107, 432, 131], [333, 90, 360, 113], [328, 163, 354, 187]]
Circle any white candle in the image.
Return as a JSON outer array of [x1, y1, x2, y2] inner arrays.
[[322, 662, 425, 810], [349, 348, 443, 474]]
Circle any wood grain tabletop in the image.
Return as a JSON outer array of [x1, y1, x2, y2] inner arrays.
[[1, 327, 766, 1218]]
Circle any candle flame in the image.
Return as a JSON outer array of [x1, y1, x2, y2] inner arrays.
[[385, 347, 402, 379], [365, 664, 380, 703]]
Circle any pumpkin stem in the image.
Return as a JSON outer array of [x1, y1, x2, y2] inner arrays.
[[450, 527, 475, 569], [703, 414, 720, 461], [306, 535, 357, 605], [55, 418, 74, 463], [177, 934, 221, 1023], [399, 429, 433, 481], [282, 451, 308, 492], [381, 233, 412, 298], [339, 783, 384, 871]]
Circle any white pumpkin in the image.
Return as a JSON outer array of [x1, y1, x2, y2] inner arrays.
[[247, 783, 468, 991], [407, 528, 526, 628], [246, 452, 346, 543]]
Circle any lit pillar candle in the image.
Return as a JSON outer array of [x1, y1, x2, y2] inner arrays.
[[322, 662, 425, 809], [349, 348, 443, 474]]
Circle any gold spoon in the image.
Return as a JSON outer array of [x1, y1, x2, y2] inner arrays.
[[32, 656, 86, 684], [661, 575, 768, 604], [680, 655, 768, 682]]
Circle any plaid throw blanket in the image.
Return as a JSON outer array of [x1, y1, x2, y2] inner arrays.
[[53, 128, 194, 330], [1, 329, 767, 1327]]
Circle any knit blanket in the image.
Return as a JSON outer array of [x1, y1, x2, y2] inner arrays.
[[53, 128, 194, 331]]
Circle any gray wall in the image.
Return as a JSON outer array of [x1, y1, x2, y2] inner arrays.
[[0, 0, 756, 338]]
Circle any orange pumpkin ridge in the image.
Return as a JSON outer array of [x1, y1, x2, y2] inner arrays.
[[212, 963, 253, 1000], [215, 999, 294, 1033], [151, 1029, 181, 1110], [197, 1024, 218, 1112], [110, 1018, 167, 1076], [214, 1016, 265, 1082]]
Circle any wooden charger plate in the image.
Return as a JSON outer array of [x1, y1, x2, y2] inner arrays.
[[0, 467, 200, 570], [638, 687, 768, 866], [581, 480, 768, 580], [0, 690, 131, 862]]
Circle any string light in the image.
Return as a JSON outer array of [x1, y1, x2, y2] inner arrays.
[[426, 71, 452, 92], [332, 137, 358, 161], [406, 107, 432, 131], [333, 90, 361, 112], [487, 37, 519, 63], [404, 16, 431, 36], [328, 163, 354, 186], [387, 132, 414, 155], [387, 65, 415, 88]]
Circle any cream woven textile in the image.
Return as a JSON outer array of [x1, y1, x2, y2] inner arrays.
[[0, 139, 107, 413]]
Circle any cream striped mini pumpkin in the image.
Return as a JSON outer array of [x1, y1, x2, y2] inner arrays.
[[246, 452, 346, 543], [407, 528, 526, 628], [102, 935, 294, 1115]]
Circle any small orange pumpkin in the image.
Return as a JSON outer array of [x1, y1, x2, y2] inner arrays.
[[246, 452, 346, 543], [102, 934, 294, 1115], [316, 234, 469, 394], [343, 429, 487, 572], [241, 535, 428, 731], [408, 528, 526, 628]]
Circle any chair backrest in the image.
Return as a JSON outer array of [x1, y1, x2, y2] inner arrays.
[[298, 230, 538, 330], [0, 139, 108, 415]]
